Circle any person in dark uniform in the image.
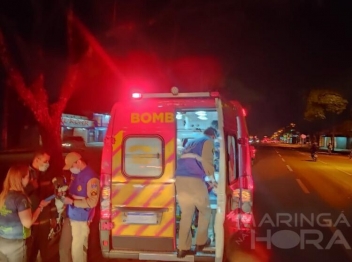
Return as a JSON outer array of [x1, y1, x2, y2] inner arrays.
[[26, 150, 60, 262]]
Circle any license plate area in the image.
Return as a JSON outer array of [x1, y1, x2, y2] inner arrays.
[[124, 212, 158, 225], [118, 207, 168, 225]]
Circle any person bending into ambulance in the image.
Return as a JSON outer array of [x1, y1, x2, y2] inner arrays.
[[59, 152, 100, 262], [175, 127, 217, 258]]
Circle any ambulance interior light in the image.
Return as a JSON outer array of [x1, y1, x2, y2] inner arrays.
[[176, 112, 183, 120], [195, 111, 207, 116], [198, 116, 208, 120]]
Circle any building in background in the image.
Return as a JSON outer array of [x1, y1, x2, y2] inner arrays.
[[61, 114, 95, 143], [61, 113, 111, 145], [92, 113, 111, 143], [5, 112, 111, 150]]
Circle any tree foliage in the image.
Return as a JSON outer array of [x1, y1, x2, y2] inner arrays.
[[304, 89, 348, 121], [0, 5, 88, 172]]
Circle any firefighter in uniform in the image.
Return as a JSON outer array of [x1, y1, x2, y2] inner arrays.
[[175, 127, 217, 258], [59, 152, 100, 262]]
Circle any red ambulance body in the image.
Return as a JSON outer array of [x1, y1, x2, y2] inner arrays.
[[99, 89, 253, 261]]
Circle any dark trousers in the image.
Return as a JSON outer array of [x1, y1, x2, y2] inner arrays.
[[27, 223, 60, 262]]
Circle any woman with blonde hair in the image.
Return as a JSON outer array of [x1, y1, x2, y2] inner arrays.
[[0, 165, 50, 262]]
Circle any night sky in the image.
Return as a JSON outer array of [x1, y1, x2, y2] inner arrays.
[[1, 0, 352, 138]]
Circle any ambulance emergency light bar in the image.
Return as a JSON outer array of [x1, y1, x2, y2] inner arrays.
[[132, 93, 142, 99], [131, 87, 219, 99]]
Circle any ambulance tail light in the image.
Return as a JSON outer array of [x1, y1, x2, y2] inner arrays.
[[226, 209, 253, 228], [132, 93, 142, 99], [226, 176, 253, 230], [100, 173, 111, 220]]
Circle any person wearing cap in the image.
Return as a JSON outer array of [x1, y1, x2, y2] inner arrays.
[[59, 152, 100, 262], [175, 127, 217, 258]]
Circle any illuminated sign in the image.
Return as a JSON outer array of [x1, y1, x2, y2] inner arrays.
[[131, 112, 175, 124], [61, 117, 94, 128]]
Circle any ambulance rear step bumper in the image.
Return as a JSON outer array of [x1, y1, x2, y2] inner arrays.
[[102, 250, 215, 262]]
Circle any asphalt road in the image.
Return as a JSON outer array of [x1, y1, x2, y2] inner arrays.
[[2, 145, 352, 261], [252, 145, 352, 262]]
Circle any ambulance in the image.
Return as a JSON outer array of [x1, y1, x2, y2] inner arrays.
[[99, 87, 254, 262]]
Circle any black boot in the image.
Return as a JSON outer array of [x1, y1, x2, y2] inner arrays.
[[196, 238, 211, 252], [177, 249, 196, 258]]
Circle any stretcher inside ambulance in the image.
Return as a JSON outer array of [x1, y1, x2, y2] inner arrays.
[[99, 89, 253, 262]]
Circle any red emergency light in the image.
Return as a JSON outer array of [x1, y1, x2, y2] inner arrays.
[[242, 108, 247, 117], [132, 93, 142, 99]]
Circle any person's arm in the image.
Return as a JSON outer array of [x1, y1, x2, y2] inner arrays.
[[18, 200, 49, 228], [202, 140, 215, 178], [67, 178, 100, 208], [19, 209, 34, 228]]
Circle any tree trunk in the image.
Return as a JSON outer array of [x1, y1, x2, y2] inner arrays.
[[39, 118, 63, 178], [1, 83, 9, 150]]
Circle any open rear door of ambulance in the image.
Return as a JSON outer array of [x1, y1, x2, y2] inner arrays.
[[110, 101, 177, 254]]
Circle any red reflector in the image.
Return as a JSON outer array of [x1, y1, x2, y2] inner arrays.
[[132, 93, 142, 99], [101, 221, 114, 230], [101, 210, 111, 220], [103, 240, 109, 246]]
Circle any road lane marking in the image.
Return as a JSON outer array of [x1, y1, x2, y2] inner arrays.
[[281, 158, 285, 162], [278, 154, 282, 157], [319, 160, 327, 164], [286, 165, 293, 172], [276, 151, 278, 153], [299, 152, 305, 155], [296, 179, 310, 194], [336, 168, 352, 176]]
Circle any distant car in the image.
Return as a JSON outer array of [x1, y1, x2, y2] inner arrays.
[[62, 136, 86, 152]]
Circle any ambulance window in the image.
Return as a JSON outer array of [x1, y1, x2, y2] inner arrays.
[[227, 135, 238, 183], [123, 136, 163, 178]]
